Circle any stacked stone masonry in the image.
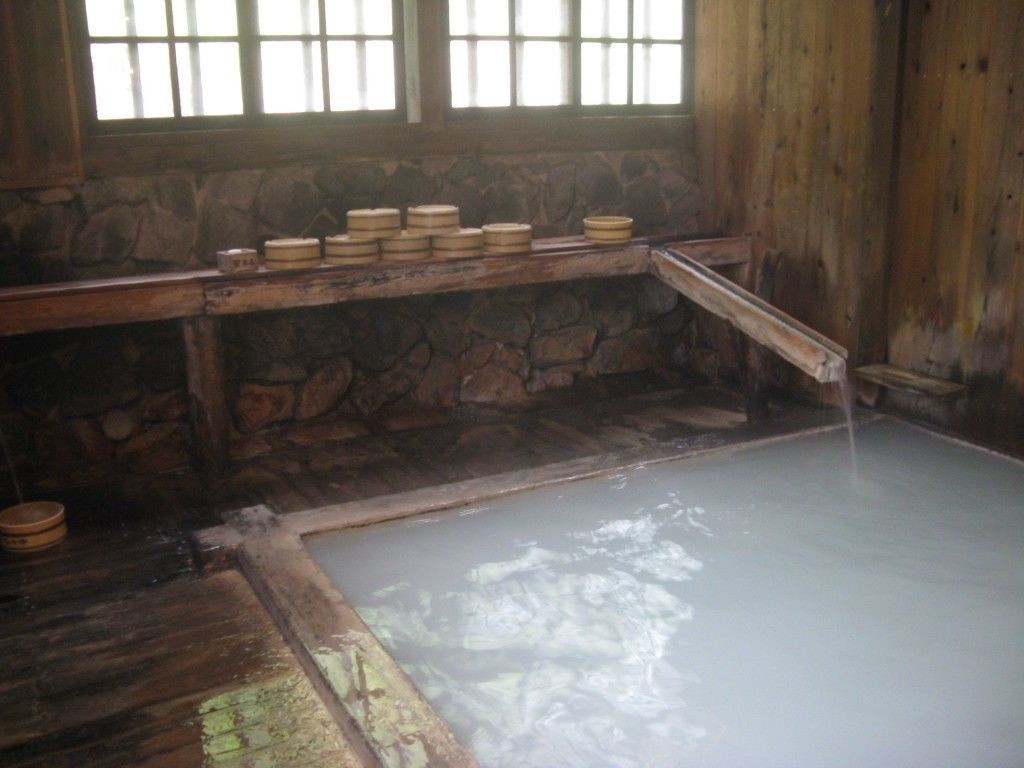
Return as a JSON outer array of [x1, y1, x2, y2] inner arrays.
[[0, 149, 707, 488]]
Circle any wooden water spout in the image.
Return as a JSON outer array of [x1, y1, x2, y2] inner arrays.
[[650, 248, 848, 383]]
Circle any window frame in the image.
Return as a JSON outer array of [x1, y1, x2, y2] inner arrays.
[[67, 1, 695, 177], [443, 0, 694, 119], [72, 0, 409, 135]]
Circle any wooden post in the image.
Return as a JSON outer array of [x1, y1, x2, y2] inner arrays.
[[743, 248, 779, 423], [181, 316, 229, 473]]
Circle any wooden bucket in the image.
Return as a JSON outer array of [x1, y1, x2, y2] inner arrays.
[[324, 235, 380, 266], [408, 205, 460, 236], [380, 231, 431, 262], [432, 227, 484, 260], [584, 216, 634, 245], [0, 501, 66, 554], [264, 238, 322, 270], [347, 208, 402, 239], [483, 223, 533, 255]]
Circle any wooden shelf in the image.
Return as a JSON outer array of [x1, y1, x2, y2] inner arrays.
[[0, 234, 753, 474], [854, 364, 967, 399], [0, 235, 752, 337]]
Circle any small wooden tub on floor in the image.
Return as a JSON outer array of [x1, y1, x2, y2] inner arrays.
[[0, 501, 66, 553]]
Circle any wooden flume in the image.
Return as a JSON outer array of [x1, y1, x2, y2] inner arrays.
[[651, 247, 848, 384]]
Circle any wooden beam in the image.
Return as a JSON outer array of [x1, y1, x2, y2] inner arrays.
[[84, 115, 693, 177], [743, 248, 780, 422], [661, 236, 753, 268], [282, 415, 870, 538], [650, 248, 848, 383], [414, 0, 445, 131], [0, 236, 751, 337], [181, 316, 229, 473], [204, 246, 651, 315], [0, 277, 207, 336], [236, 519, 478, 768]]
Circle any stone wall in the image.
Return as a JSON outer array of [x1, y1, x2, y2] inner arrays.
[[0, 148, 702, 285], [0, 276, 700, 490], [0, 148, 707, 491]]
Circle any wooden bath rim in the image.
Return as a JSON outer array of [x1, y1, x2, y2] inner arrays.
[[199, 412, 901, 768]]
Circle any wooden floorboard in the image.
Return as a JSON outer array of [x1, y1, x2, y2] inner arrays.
[[0, 571, 360, 768]]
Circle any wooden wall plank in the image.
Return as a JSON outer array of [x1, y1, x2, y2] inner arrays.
[[0, 0, 82, 189], [887, 0, 1024, 455], [696, 0, 903, 392]]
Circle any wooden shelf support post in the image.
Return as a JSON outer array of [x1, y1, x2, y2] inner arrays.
[[181, 316, 229, 473]]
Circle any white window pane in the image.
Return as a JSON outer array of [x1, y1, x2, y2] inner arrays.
[[581, 42, 627, 105], [364, 41, 397, 110], [86, 0, 129, 36], [449, 0, 509, 36], [327, 0, 393, 35], [172, 0, 238, 36], [258, 0, 319, 35], [449, 40, 510, 108], [261, 41, 324, 113], [516, 0, 570, 37], [328, 41, 396, 111], [87, 0, 167, 37], [517, 42, 570, 106], [176, 43, 243, 116], [633, 0, 683, 40], [580, 0, 628, 39], [632, 43, 682, 104], [138, 43, 174, 116], [91, 44, 135, 118], [131, 0, 168, 36]]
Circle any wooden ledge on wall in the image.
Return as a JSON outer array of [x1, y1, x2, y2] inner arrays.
[[0, 235, 751, 338], [83, 114, 693, 177]]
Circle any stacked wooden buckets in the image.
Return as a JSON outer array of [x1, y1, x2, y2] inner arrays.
[[259, 206, 534, 271]]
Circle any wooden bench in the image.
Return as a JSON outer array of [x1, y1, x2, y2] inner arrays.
[[854, 363, 967, 406]]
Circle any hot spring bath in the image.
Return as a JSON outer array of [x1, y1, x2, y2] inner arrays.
[[259, 418, 1023, 767]]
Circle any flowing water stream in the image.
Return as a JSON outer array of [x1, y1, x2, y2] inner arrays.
[[836, 371, 859, 476]]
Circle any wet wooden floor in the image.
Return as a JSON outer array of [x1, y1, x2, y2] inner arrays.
[[0, 570, 360, 767], [0, 380, 841, 767]]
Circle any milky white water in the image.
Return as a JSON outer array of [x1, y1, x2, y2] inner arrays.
[[308, 420, 1024, 768]]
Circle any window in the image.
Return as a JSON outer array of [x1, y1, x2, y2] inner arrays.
[[446, 0, 690, 113], [80, 0, 405, 128]]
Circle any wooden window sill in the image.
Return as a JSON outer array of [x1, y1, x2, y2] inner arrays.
[[82, 114, 694, 177]]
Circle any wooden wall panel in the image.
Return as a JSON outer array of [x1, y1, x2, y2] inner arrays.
[[0, 0, 82, 189], [887, 0, 1024, 454], [696, 0, 903, 382]]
